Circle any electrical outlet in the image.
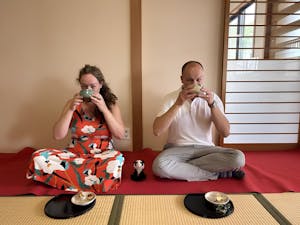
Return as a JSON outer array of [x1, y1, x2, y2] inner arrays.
[[123, 128, 130, 140]]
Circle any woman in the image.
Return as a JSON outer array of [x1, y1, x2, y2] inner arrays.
[[26, 64, 125, 193]]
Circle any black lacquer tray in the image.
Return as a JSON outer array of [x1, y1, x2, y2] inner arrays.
[[44, 194, 96, 219], [184, 193, 234, 218]]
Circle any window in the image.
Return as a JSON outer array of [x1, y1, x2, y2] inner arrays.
[[228, 1, 256, 59], [222, 0, 300, 150]]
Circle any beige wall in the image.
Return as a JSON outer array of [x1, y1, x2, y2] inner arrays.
[[142, 0, 225, 150], [0, 0, 224, 153], [0, 0, 132, 152]]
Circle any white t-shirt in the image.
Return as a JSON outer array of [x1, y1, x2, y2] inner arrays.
[[156, 88, 225, 146]]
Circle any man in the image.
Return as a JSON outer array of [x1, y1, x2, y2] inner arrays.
[[152, 60, 245, 181]]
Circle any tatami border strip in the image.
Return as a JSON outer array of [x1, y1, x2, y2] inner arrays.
[[107, 195, 124, 225], [253, 193, 292, 225]]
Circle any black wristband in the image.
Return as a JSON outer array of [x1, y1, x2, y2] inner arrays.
[[208, 100, 216, 108]]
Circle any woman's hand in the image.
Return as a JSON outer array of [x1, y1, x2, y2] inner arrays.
[[68, 94, 83, 112], [89, 92, 125, 139], [90, 93, 108, 112], [53, 93, 83, 140]]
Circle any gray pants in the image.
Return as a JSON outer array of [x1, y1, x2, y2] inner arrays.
[[152, 145, 245, 181]]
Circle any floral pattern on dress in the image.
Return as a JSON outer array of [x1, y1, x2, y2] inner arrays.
[[26, 105, 124, 193]]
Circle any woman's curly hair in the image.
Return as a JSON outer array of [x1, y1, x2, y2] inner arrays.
[[77, 64, 118, 109]]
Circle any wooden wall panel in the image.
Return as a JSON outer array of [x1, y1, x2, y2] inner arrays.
[[130, 0, 142, 150]]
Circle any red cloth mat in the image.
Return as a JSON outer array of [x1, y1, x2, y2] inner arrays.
[[0, 147, 300, 196]]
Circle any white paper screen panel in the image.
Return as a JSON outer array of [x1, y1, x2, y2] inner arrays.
[[230, 124, 299, 133], [226, 82, 300, 92], [224, 1, 300, 145], [224, 60, 300, 144], [227, 114, 299, 123], [226, 93, 300, 102], [224, 134, 298, 144], [226, 103, 300, 113], [227, 71, 300, 81], [227, 60, 300, 70]]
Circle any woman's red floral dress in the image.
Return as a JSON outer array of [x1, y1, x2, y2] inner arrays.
[[26, 105, 124, 193]]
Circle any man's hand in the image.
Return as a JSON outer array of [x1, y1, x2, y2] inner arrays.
[[197, 87, 214, 105], [175, 85, 198, 106]]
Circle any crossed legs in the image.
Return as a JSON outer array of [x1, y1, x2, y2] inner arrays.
[[152, 145, 245, 181]]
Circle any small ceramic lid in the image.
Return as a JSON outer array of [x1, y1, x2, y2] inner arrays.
[[204, 191, 229, 205], [71, 191, 96, 206]]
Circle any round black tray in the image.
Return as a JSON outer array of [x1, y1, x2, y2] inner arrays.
[[44, 194, 96, 219], [184, 193, 234, 218]]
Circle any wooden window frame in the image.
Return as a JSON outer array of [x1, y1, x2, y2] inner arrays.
[[221, 0, 300, 151]]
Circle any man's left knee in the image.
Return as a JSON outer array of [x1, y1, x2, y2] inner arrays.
[[234, 150, 245, 167]]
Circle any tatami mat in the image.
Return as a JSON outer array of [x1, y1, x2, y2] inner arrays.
[[0, 196, 115, 225], [263, 192, 300, 225], [1, 194, 297, 225], [119, 194, 279, 225]]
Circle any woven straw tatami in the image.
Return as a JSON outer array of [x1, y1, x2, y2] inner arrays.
[[1, 194, 296, 225], [119, 194, 279, 225], [0, 196, 115, 225], [264, 192, 300, 225]]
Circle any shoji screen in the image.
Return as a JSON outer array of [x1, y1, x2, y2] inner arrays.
[[222, 0, 300, 150]]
